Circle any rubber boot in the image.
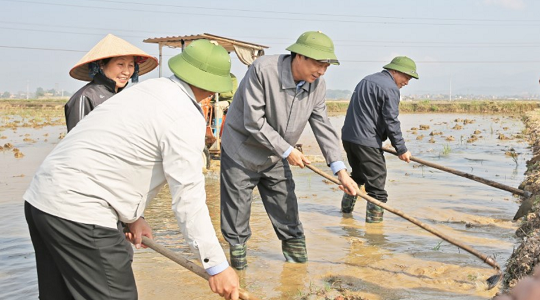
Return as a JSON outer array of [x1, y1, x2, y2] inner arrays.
[[229, 244, 247, 270], [341, 192, 357, 213], [282, 237, 307, 263], [366, 202, 384, 223]]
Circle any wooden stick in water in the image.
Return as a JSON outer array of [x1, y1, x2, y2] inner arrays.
[[305, 164, 502, 289], [141, 236, 262, 300], [383, 147, 530, 197]]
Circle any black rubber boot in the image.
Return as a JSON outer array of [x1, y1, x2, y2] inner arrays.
[[229, 243, 247, 270], [341, 192, 358, 213], [282, 237, 307, 263]]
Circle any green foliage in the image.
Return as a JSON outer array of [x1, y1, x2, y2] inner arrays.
[[467, 274, 478, 281], [432, 241, 443, 251], [35, 87, 45, 98], [442, 144, 451, 156]]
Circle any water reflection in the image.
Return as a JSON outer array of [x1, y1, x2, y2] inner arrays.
[[0, 113, 530, 300]]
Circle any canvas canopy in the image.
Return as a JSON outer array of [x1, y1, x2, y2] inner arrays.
[[143, 33, 268, 77]]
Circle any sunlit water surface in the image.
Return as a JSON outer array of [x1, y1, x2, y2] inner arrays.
[[0, 113, 530, 299]]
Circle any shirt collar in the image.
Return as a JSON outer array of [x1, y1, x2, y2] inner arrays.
[[296, 81, 306, 92], [93, 72, 124, 94], [169, 75, 204, 116], [280, 55, 310, 93]]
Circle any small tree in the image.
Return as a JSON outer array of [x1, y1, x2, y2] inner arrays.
[[1, 91, 10, 98], [35, 87, 45, 98]]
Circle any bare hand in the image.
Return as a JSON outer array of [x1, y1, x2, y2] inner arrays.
[[286, 148, 311, 168], [125, 217, 153, 249], [209, 267, 239, 300], [494, 266, 540, 300], [337, 169, 358, 196], [398, 151, 412, 163]]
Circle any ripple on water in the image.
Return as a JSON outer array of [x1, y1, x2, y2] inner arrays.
[[0, 114, 530, 300]]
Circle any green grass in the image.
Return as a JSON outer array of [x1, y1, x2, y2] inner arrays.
[[442, 144, 452, 156]]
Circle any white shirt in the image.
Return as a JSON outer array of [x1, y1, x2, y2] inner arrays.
[[24, 76, 227, 273]]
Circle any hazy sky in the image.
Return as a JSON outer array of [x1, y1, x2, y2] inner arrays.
[[2, 0, 540, 97]]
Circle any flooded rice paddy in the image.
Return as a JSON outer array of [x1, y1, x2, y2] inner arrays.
[[0, 112, 531, 300]]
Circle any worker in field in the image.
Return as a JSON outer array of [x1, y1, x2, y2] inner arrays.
[[24, 39, 239, 300], [64, 34, 158, 132], [340, 56, 418, 222], [218, 73, 238, 104], [63, 34, 158, 261], [220, 30, 358, 270]]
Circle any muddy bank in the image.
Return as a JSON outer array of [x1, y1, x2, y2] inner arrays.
[[500, 109, 540, 292]]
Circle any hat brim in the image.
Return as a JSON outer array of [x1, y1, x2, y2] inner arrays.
[[69, 34, 159, 81], [168, 54, 232, 93], [286, 44, 340, 65], [383, 63, 419, 79], [69, 54, 158, 81]]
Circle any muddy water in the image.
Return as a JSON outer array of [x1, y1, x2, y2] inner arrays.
[[0, 122, 65, 300], [0, 113, 530, 300]]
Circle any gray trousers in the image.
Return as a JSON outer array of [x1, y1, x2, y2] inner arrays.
[[342, 141, 389, 202], [220, 148, 304, 245], [25, 202, 137, 300]]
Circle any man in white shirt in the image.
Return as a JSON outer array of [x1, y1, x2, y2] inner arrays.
[[24, 39, 239, 300]]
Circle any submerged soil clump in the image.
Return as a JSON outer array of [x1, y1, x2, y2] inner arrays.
[[501, 110, 540, 292]]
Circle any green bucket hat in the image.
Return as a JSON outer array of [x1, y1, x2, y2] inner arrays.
[[168, 39, 232, 93], [383, 56, 419, 79], [286, 31, 339, 65]]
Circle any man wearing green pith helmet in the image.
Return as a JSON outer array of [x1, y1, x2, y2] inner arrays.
[[341, 56, 419, 223], [24, 39, 240, 300], [220, 31, 358, 270]]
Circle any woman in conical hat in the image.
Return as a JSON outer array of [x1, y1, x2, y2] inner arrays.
[[64, 34, 158, 132]]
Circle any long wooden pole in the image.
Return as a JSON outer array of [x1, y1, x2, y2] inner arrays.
[[305, 164, 501, 274], [383, 147, 530, 197], [141, 236, 261, 300]]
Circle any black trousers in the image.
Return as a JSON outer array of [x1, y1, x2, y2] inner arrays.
[[342, 141, 389, 202], [25, 202, 137, 300]]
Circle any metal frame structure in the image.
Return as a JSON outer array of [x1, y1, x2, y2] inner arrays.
[[143, 33, 269, 160]]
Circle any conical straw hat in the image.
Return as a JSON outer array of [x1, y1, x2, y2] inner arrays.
[[69, 34, 158, 81]]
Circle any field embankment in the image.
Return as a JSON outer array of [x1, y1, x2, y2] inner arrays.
[[326, 100, 540, 114], [501, 109, 540, 292]]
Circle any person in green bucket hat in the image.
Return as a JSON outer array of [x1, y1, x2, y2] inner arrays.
[[220, 31, 358, 270], [340, 56, 419, 223], [23, 39, 240, 300]]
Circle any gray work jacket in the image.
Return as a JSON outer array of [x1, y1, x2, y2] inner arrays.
[[341, 70, 408, 155], [221, 54, 343, 172]]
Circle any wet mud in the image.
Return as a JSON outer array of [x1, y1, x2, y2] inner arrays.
[[138, 113, 531, 300], [498, 110, 540, 296], [0, 110, 534, 300]]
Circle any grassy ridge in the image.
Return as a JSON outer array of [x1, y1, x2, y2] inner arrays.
[[3, 98, 540, 114], [0, 98, 67, 108], [326, 100, 540, 114]]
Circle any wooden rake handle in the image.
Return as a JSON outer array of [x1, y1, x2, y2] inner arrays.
[[141, 236, 261, 300], [305, 164, 501, 271], [383, 147, 530, 197]]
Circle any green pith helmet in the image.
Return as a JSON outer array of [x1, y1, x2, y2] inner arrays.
[[168, 39, 232, 93], [286, 31, 339, 65], [383, 56, 419, 79]]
